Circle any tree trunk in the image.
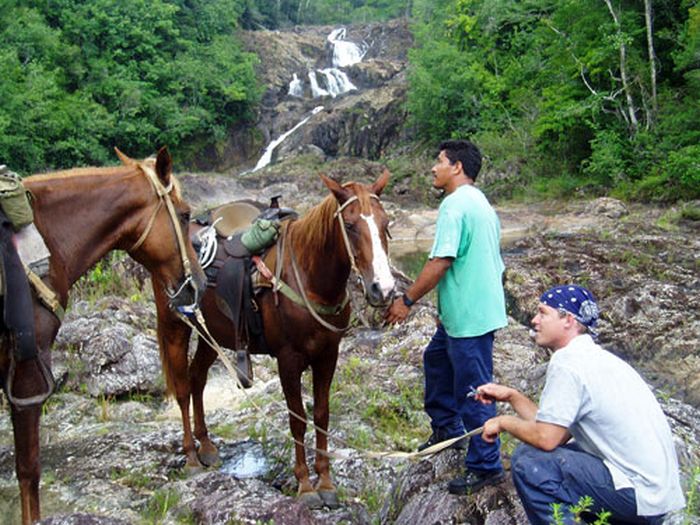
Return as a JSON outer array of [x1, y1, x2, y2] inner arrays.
[[603, 0, 639, 133], [644, 0, 658, 123]]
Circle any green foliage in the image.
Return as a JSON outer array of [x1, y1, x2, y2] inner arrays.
[[685, 465, 700, 523], [240, 0, 411, 28], [550, 495, 611, 524], [139, 488, 181, 524], [407, 0, 700, 202], [0, 0, 259, 173]]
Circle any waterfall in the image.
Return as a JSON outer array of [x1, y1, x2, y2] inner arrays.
[[289, 27, 366, 101], [318, 68, 356, 97], [288, 73, 303, 98], [327, 27, 367, 68], [308, 71, 330, 98], [253, 106, 324, 172]]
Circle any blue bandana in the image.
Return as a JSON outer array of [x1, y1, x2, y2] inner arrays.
[[540, 285, 599, 333]]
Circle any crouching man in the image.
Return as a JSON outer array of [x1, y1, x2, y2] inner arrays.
[[475, 285, 685, 524]]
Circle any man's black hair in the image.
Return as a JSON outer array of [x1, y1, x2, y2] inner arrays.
[[438, 139, 482, 181]]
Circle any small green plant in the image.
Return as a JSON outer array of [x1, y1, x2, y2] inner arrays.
[[550, 496, 610, 524], [684, 465, 700, 524], [140, 488, 180, 524]]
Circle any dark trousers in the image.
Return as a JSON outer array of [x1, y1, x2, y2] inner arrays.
[[423, 324, 502, 472], [511, 443, 666, 525]]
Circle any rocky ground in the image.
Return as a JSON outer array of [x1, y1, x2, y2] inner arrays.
[[0, 166, 699, 524]]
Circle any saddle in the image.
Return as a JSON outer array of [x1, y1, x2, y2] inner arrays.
[[0, 208, 55, 407], [192, 197, 297, 388]]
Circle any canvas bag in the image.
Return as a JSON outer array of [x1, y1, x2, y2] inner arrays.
[[0, 166, 33, 231]]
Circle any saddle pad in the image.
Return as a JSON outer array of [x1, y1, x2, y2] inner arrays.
[[15, 223, 50, 277]]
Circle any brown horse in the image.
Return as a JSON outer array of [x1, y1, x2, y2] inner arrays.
[[0, 147, 206, 525], [165, 170, 396, 507]]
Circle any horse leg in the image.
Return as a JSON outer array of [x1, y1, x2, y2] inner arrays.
[[277, 349, 323, 508], [311, 348, 340, 508], [10, 403, 42, 525], [190, 338, 219, 466], [153, 290, 202, 472]]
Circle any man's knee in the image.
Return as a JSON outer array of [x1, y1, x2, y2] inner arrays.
[[511, 443, 566, 494]]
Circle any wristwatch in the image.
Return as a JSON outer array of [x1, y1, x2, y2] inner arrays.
[[401, 293, 415, 307]]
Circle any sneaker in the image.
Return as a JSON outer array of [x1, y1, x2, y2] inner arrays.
[[448, 469, 505, 495], [417, 433, 468, 452]]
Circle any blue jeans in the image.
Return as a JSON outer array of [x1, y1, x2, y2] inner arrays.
[[511, 443, 666, 525], [423, 324, 502, 472]]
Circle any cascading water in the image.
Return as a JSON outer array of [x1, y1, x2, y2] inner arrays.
[[252, 106, 324, 172], [327, 27, 367, 68], [253, 28, 367, 171], [287, 27, 366, 100], [288, 73, 303, 98], [308, 71, 330, 98]]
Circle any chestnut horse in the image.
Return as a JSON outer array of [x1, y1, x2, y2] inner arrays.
[[0, 147, 206, 525], [166, 171, 396, 507]]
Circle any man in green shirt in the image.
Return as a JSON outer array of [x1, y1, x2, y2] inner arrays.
[[385, 139, 507, 493]]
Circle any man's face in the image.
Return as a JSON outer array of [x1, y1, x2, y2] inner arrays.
[[431, 150, 456, 190], [531, 303, 570, 350]]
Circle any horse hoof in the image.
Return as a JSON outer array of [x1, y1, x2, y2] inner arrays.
[[198, 450, 221, 467], [299, 491, 324, 509], [318, 490, 340, 509]]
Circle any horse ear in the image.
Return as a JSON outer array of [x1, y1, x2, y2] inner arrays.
[[155, 146, 173, 186], [371, 168, 390, 196], [320, 174, 352, 203], [114, 147, 136, 166]]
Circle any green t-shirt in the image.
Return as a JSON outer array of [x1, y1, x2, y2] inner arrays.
[[429, 184, 507, 337]]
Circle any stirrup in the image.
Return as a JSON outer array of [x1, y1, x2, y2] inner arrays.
[[5, 356, 55, 408], [235, 350, 254, 389]]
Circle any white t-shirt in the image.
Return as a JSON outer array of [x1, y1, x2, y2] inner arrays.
[[537, 334, 685, 516]]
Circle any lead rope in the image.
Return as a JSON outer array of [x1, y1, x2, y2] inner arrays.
[[176, 307, 482, 460]]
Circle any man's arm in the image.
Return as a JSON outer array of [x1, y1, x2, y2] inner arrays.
[[384, 257, 452, 324], [477, 383, 571, 451]]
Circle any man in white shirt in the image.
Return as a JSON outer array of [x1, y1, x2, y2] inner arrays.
[[475, 285, 685, 524]]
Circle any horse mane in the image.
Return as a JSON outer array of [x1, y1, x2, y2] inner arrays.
[[292, 182, 373, 270], [27, 163, 182, 199]]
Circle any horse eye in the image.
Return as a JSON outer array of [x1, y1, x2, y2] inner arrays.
[[180, 211, 191, 223]]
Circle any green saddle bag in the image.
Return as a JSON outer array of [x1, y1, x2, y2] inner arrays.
[[240, 218, 280, 253], [0, 166, 33, 231]]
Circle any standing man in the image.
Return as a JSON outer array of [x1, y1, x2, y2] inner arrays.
[[385, 139, 508, 494], [476, 285, 685, 524]]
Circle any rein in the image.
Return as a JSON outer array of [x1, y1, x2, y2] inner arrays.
[[130, 163, 196, 308], [267, 193, 381, 334], [176, 307, 481, 461]]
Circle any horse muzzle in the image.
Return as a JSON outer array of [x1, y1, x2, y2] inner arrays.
[[365, 279, 396, 308]]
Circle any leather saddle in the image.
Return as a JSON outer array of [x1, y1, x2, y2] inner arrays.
[[192, 197, 297, 388]]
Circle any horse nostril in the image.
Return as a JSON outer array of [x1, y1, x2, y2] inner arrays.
[[370, 282, 382, 298]]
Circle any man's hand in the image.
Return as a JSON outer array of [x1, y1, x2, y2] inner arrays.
[[384, 296, 410, 324], [475, 383, 514, 404], [482, 416, 503, 443]]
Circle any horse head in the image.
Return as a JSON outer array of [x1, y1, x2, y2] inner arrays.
[[321, 169, 396, 307], [117, 146, 206, 312]]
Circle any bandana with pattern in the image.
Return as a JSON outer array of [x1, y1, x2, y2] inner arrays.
[[540, 285, 599, 334]]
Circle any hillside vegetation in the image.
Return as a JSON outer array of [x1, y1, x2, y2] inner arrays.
[[1, 0, 698, 202], [407, 0, 700, 202]]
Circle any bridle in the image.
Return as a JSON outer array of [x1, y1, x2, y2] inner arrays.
[[333, 192, 382, 298], [129, 162, 198, 310]]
